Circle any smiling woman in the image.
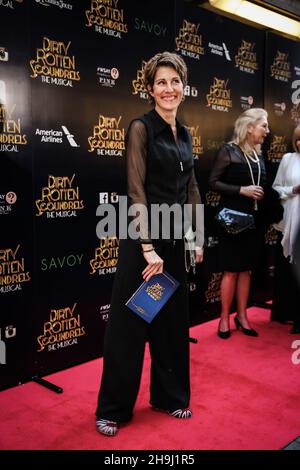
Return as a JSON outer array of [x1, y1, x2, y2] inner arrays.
[[94, 51, 204, 437]]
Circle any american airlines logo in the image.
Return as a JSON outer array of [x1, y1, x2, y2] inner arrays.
[[35, 125, 80, 147], [61, 126, 80, 147], [208, 42, 231, 61], [35, 0, 73, 10]]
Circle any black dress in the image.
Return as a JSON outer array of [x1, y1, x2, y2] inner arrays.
[[96, 109, 201, 422], [209, 143, 266, 272]]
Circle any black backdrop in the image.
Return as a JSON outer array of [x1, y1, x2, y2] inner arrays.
[[1, 0, 300, 391]]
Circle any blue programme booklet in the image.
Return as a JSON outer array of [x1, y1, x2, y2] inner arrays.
[[126, 271, 180, 323]]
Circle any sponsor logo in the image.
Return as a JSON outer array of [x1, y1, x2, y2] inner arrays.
[[291, 104, 300, 126], [62, 126, 80, 147], [37, 302, 86, 352], [132, 60, 148, 100], [270, 51, 291, 82], [100, 303, 110, 322], [40, 253, 84, 271], [90, 237, 119, 276], [264, 226, 278, 246], [85, 0, 128, 38], [0, 245, 31, 294], [134, 17, 167, 36], [97, 66, 119, 87], [0, 47, 8, 62], [267, 135, 287, 162], [35, 174, 84, 218], [30, 36, 80, 87], [206, 77, 232, 112], [88, 114, 125, 156], [274, 102, 286, 117], [0, 100, 27, 153], [35, 0, 73, 10], [205, 272, 222, 303], [235, 40, 258, 74], [205, 191, 220, 207], [240, 95, 254, 110], [186, 125, 203, 159], [175, 19, 204, 60], [35, 125, 79, 146], [208, 42, 231, 61], [0, 191, 17, 215]]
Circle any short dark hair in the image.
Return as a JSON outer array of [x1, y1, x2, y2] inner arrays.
[[143, 51, 187, 105]]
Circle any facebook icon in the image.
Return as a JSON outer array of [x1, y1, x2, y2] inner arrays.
[[99, 193, 109, 204]]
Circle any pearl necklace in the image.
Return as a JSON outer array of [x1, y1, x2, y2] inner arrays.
[[243, 150, 261, 211]]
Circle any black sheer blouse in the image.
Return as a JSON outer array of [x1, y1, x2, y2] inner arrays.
[[209, 143, 266, 214], [126, 109, 201, 241]]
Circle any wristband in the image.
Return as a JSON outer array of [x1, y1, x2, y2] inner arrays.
[[143, 248, 155, 253]]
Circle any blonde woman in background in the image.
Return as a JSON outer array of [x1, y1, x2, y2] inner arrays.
[[210, 108, 269, 339]]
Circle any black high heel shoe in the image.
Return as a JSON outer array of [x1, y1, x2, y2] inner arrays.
[[217, 321, 231, 339], [234, 315, 258, 337]]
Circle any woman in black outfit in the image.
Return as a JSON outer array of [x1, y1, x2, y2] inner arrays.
[[95, 52, 204, 436], [209, 108, 269, 339]]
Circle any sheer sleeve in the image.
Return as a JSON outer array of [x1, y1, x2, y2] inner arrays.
[[187, 169, 201, 220], [209, 145, 241, 195], [126, 119, 150, 241]]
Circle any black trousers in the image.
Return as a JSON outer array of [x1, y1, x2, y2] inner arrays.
[[96, 238, 190, 422]]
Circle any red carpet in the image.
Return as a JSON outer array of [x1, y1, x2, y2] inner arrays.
[[0, 307, 299, 450]]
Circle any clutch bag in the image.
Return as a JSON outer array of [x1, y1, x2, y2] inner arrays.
[[215, 207, 255, 235]]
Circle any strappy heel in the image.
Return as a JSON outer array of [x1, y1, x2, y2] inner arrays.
[[152, 406, 192, 419], [96, 418, 118, 436], [169, 408, 192, 419]]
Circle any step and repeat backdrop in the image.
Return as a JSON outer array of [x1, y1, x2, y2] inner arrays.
[[1, 0, 299, 390]]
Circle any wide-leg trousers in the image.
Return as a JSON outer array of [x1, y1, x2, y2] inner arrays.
[[96, 238, 190, 423]]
